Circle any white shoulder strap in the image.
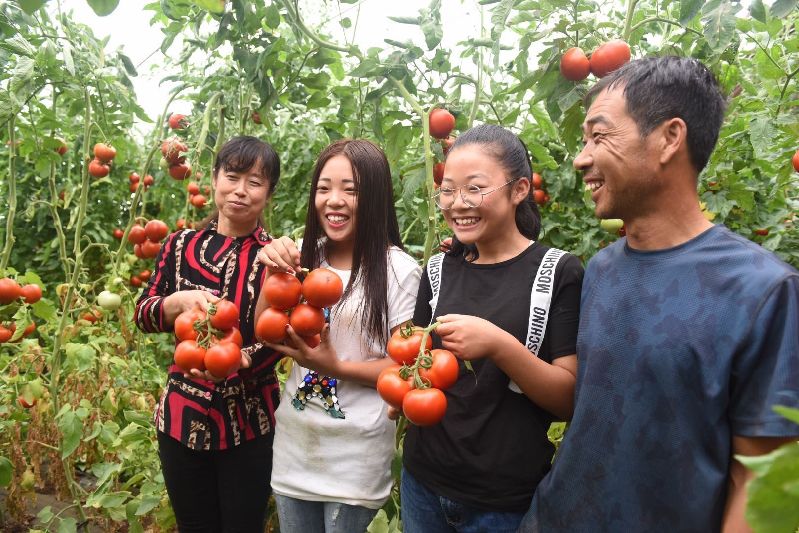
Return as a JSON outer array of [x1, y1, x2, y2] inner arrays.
[[426, 252, 445, 323], [509, 247, 567, 393]]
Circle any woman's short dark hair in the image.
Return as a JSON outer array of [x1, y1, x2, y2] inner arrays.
[[586, 56, 726, 173], [301, 139, 403, 348], [213, 135, 281, 192], [447, 124, 541, 260]]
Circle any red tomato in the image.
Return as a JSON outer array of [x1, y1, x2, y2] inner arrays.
[[301, 268, 343, 308], [403, 388, 447, 426], [20, 284, 42, 304], [0, 326, 12, 343], [143, 175, 154, 188], [187, 181, 201, 195], [0, 278, 21, 304], [18, 396, 36, 409], [204, 341, 241, 379], [418, 349, 459, 390], [429, 108, 455, 140], [793, 150, 799, 172], [129, 172, 140, 184], [754, 228, 770, 236], [387, 326, 432, 366], [129, 182, 140, 193], [217, 327, 243, 347], [301, 334, 321, 348], [174, 340, 206, 373], [55, 137, 68, 155], [161, 137, 188, 165], [264, 273, 302, 310], [532, 172, 543, 189], [130, 276, 142, 287], [113, 228, 124, 240], [289, 304, 325, 336], [88, 159, 110, 178], [23, 322, 35, 337], [533, 189, 547, 205], [128, 225, 146, 244], [252, 111, 262, 124], [168, 113, 188, 130], [144, 219, 169, 242], [590, 39, 631, 78], [141, 239, 161, 259], [93, 143, 116, 162], [560, 47, 590, 81], [170, 162, 192, 181], [190, 194, 207, 208], [255, 307, 289, 343], [433, 162, 445, 186], [210, 299, 240, 330], [174, 307, 205, 341], [376, 366, 413, 409], [176, 218, 186, 230], [139, 269, 152, 281]]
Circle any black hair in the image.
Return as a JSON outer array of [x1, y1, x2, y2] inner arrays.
[[585, 56, 726, 173], [445, 124, 541, 261], [198, 136, 281, 230], [300, 139, 403, 348]]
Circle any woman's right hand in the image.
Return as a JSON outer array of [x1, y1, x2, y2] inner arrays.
[[163, 290, 217, 325], [257, 236, 301, 274]]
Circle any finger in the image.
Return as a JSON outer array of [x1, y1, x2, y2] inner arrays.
[[435, 314, 462, 324], [319, 324, 331, 345], [434, 321, 456, 337], [240, 353, 251, 369], [387, 406, 400, 420], [279, 237, 301, 269], [284, 326, 306, 349], [271, 239, 298, 273], [262, 340, 298, 357]]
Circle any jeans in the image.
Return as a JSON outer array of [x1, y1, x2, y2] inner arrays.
[[274, 494, 379, 533], [157, 431, 273, 533], [400, 468, 526, 533]]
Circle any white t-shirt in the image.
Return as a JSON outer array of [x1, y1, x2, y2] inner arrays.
[[271, 246, 421, 509]]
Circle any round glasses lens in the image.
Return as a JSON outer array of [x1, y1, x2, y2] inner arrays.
[[462, 185, 483, 208], [435, 189, 455, 209]]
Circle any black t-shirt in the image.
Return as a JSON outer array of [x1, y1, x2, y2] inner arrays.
[[403, 243, 584, 513]]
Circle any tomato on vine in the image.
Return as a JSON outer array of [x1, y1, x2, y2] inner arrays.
[[174, 340, 206, 374], [174, 307, 205, 341], [93, 143, 116, 162], [0, 278, 21, 304], [387, 324, 432, 366], [429, 108, 455, 139], [20, 284, 42, 304], [255, 307, 289, 343], [209, 299, 240, 330], [376, 365, 413, 409], [264, 272, 302, 310], [403, 388, 447, 426], [289, 303, 325, 336], [418, 349, 459, 390], [204, 341, 241, 379], [301, 268, 343, 308]]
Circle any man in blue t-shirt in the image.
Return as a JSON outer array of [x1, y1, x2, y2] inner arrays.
[[521, 56, 799, 532]]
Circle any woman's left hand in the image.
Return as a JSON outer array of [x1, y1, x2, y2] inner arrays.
[[434, 314, 513, 361], [263, 325, 340, 376]]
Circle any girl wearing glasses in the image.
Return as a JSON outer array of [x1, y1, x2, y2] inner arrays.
[[400, 124, 584, 532], [255, 139, 421, 532]]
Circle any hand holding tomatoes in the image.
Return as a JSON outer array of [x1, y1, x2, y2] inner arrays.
[[163, 290, 217, 324], [261, 324, 341, 376], [257, 236, 301, 274], [435, 314, 513, 361]]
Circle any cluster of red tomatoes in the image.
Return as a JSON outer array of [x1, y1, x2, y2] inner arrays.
[[128, 171, 154, 193], [173, 299, 244, 379], [186, 180, 210, 209], [255, 268, 343, 347], [430, 108, 456, 189], [88, 142, 117, 178], [0, 278, 42, 343], [560, 39, 631, 82], [530, 172, 549, 206], [377, 324, 459, 426], [161, 136, 191, 181]]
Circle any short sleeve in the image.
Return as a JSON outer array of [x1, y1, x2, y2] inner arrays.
[[387, 251, 422, 329], [730, 274, 799, 437], [545, 253, 584, 360]]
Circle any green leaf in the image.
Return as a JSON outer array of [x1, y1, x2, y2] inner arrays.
[[774, 406, 799, 425], [192, 0, 225, 13], [0, 456, 12, 487], [420, 10, 443, 49], [0, 34, 36, 57], [86, 0, 120, 16], [680, 0, 705, 23], [36, 505, 54, 524], [701, 0, 737, 52], [749, 0, 767, 22], [264, 4, 280, 29], [57, 409, 83, 459], [771, 0, 799, 17], [741, 441, 799, 533], [388, 16, 421, 24], [57, 518, 77, 533], [367, 509, 390, 533], [19, 0, 48, 14]]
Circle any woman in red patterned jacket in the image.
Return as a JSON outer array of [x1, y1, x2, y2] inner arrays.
[[135, 136, 281, 532]]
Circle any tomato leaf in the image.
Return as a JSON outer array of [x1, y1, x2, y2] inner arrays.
[[679, 0, 705, 24], [748, 0, 767, 22], [701, 0, 737, 52], [0, 456, 12, 487], [86, 0, 120, 16], [739, 441, 799, 533], [18, 0, 48, 14], [57, 408, 83, 459], [192, 0, 224, 13], [770, 0, 799, 18]]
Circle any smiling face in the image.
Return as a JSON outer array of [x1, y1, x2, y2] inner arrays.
[[576, 86, 663, 220], [314, 154, 358, 246], [213, 162, 271, 231], [439, 145, 527, 249]]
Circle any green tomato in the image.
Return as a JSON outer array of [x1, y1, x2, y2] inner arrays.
[[97, 290, 122, 311], [599, 219, 624, 232]]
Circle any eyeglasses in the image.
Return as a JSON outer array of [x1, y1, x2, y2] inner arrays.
[[433, 178, 520, 210]]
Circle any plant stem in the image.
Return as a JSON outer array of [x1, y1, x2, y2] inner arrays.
[[71, 89, 92, 261], [622, 0, 640, 41], [0, 117, 17, 272], [628, 16, 703, 37]]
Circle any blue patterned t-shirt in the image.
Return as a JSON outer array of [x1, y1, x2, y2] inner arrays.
[[525, 225, 799, 532]]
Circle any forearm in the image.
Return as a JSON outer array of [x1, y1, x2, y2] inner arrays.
[[721, 459, 752, 533], [332, 357, 395, 387], [135, 294, 168, 333], [490, 332, 576, 420]]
